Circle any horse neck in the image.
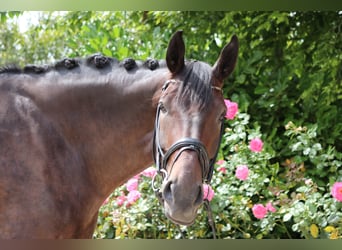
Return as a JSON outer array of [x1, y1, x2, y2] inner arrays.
[[27, 69, 169, 202]]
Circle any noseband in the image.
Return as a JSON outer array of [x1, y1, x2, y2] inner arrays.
[[152, 79, 225, 238]]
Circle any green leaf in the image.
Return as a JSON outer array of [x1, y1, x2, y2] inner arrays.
[[103, 48, 113, 57], [111, 27, 120, 38], [283, 213, 292, 222], [89, 39, 100, 51], [0, 12, 6, 23], [118, 47, 129, 58], [254, 86, 269, 95], [236, 74, 246, 84], [303, 148, 311, 155]]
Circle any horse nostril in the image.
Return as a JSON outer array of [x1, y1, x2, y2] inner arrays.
[[194, 185, 203, 206], [162, 180, 173, 202]]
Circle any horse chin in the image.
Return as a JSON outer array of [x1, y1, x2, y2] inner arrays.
[[163, 203, 197, 226], [166, 215, 196, 226]]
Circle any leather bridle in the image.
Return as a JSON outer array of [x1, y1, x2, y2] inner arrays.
[[151, 79, 225, 239]]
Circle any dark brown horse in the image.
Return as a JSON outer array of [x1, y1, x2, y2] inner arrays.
[[0, 31, 238, 238]]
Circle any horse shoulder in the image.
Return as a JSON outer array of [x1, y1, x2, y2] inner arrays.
[[0, 79, 95, 238]]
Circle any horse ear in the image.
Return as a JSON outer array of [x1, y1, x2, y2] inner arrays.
[[212, 35, 239, 83], [166, 31, 185, 74]]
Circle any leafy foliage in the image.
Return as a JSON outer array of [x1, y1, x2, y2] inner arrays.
[[1, 11, 341, 239]]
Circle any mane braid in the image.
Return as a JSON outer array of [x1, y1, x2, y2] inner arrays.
[[23, 64, 51, 74], [55, 58, 80, 70], [0, 64, 22, 74], [86, 54, 115, 69]]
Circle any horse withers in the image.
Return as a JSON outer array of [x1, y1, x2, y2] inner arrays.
[[0, 31, 238, 238]]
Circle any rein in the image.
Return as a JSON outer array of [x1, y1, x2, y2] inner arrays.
[[152, 79, 225, 239]]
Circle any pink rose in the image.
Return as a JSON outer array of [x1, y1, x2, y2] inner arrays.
[[216, 160, 227, 174], [116, 194, 126, 207], [224, 99, 238, 120], [133, 174, 141, 179], [252, 204, 268, 219], [127, 190, 141, 204], [266, 202, 277, 213], [217, 166, 227, 174], [331, 182, 342, 202], [216, 159, 226, 165], [126, 178, 139, 192], [203, 184, 215, 201], [235, 165, 249, 181], [141, 167, 157, 178], [249, 138, 263, 152]]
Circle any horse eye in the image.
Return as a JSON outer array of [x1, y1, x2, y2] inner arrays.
[[159, 102, 167, 113], [219, 112, 226, 122]]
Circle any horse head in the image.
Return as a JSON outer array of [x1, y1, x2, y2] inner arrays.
[[153, 31, 239, 226]]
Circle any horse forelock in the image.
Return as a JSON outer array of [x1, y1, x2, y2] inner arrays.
[[176, 61, 214, 110]]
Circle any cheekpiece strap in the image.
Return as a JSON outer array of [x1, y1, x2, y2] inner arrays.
[[162, 79, 178, 91]]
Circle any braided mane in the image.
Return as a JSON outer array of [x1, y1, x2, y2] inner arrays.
[[0, 53, 162, 75]]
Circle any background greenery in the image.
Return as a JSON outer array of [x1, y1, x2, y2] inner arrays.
[[0, 11, 341, 239]]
